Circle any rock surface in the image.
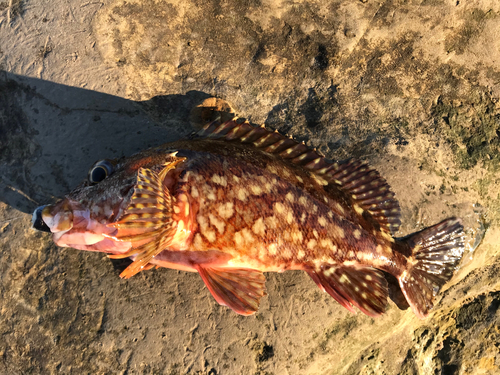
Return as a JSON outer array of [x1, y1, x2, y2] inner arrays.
[[1, 0, 499, 373]]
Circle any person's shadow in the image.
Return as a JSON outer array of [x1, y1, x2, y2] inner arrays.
[[0, 70, 212, 214]]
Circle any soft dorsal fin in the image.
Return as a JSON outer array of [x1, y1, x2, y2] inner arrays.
[[197, 119, 401, 234]]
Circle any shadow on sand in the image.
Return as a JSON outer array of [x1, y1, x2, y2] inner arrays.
[[0, 71, 211, 214]]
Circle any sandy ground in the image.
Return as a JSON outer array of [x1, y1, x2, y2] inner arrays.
[[1, 0, 500, 374]]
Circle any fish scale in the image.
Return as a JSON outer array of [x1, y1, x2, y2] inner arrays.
[[175, 151, 375, 272], [32, 119, 465, 318]]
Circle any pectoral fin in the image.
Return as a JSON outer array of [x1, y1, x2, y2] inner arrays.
[[196, 266, 267, 315], [106, 155, 186, 279]]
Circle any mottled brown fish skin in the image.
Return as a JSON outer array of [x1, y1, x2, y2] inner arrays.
[[169, 140, 402, 275]]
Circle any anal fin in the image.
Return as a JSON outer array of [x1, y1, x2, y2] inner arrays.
[[196, 266, 267, 316], [308, 265, 388, 317]]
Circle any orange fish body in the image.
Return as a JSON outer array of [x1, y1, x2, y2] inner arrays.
[[33, 120, 464, 318]]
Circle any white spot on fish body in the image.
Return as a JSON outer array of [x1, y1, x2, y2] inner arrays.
[[307, 239, 317, 250], [209, 213, 225, 234], [211, 174, 227, 186], [204, 229, 216, 243], [237, 188, 248, 201], [333, 226, 345, 238], [265, 215, 278, 229], [203, 184, 216, 201], [250, 185, 263, 195], [274, 202, 285, 214], [234, 231, 243, 247], [197, 214, 208, 231], [193, 233, 203, 248], [320, 239, 336, 252], [267, 165, 277, 174], [191, 186, 199, 198], [252, 217, 266, 236], [291, 230, 303, 243], [268, 243, 278, 255], [241, 228, 255, 244], [218, 202, 234, 219], [318, 216, 327, 227]]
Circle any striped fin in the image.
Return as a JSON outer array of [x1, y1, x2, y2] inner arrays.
[[196, 120, 401, 234], [326, 159, 401, 233], [196, 266, 267, 315], [105, 154, 186, 278], [308, 265, 388, 317], [398, 217, 464, 318]]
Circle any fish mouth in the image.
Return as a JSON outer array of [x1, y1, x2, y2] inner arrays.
[[32, 205, 51, 233], [32, 200, 133, 254]]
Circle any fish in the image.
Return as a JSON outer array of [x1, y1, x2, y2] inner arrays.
[[31, 119, 465, 318]]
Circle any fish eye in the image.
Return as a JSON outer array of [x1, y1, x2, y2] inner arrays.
[[88, 160, 114, 184]]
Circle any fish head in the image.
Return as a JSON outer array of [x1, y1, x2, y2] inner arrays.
[[32, 151, 185, 256]]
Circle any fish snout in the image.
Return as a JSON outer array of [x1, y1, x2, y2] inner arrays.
[[32, 205, 51, 233], [31, 200, 132, 252], [31, 201, 74, 233]]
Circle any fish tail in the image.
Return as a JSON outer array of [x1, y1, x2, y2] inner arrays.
[[398, 217, 464, 319]]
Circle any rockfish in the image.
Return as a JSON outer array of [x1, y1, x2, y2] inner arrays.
[[32, 119, 464, 318]]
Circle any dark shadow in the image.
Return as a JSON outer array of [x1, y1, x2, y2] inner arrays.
[[0, 71, 211, 214], [300, 88, 323, 129]]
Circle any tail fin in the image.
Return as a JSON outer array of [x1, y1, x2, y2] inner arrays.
[[399, 218, 464, 319]]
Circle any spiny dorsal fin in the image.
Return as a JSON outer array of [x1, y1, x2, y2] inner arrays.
[[197, 119, 401, 234]]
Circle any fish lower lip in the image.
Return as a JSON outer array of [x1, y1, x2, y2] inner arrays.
[[31, 205, 51, 233]]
